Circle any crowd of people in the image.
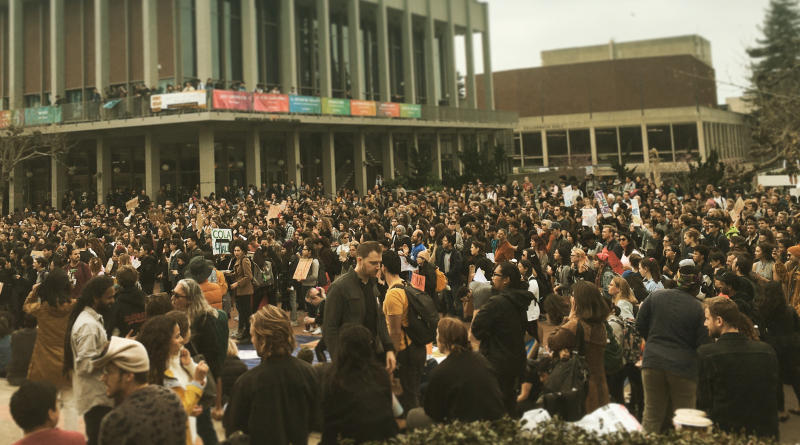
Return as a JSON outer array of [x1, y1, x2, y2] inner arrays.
[[1, 172, 800, 444]]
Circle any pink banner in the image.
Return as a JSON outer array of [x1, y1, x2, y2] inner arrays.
[[212, 90, 251, 111], [253, 93, 290, 113], [378, 103, 401, 117]]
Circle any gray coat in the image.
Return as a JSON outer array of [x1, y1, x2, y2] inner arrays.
[[322, 267, 392, 360]]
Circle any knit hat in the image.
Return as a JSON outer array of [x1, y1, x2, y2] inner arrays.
[[91, 337, 149, 373], [789, 245, 800, 259], [417, 250, 431, 263]]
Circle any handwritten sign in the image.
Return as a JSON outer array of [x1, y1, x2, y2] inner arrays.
[[211, 228, 233, 255], [126, 198, 139, 212], [630, 198, 642, 227], [582, 208, 598, 227], [563, 185, 574, 207], [266, 205, 281, 221], [293, 258, 313, 281], [411, 273, 426, 291], [30, 251, 44, 258], [732, 197, 745, 218], [595, 191, 611, 218]]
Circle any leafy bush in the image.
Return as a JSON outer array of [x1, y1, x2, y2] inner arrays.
[[349, 417, 776, 445]]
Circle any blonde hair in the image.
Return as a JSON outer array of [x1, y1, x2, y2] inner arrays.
[[571, 248, 588, 271], [611, 276, 637, 305], [250, 305, 296, 359], [118, 253, 132, 267], [227, 338, 239, 357]]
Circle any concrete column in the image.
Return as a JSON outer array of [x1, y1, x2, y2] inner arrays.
[[353, 132, 367, 194], [381, 133, 394, 180], [481, 3, 494, 110], [401, 0, 416, 104], [51, 158, 67, 210], [241, 0, 259, 90], [95, 0, 110, 97], [96, 138, 112, 205], [589, 127, 598, 165], [640, 123, 650, 172], [424, 0, 438, 105], [145, 131, 160, 197], [9, 164, 24, 213], [50, 0, 66, 102], [321, 131, 336, 197], [195, 0, 213, 82], [199, 127, 215, 198], [280, 0, 298, 93], [246, 130, 261, 188], [286, 130, 301, 185], [463, 0, 476, 109], [518, 131, 524, 168], [9, 0, 23, 110], [172, 0, 183, 87], [316, 0, 333, 97], [376, 0, 392, 102], [445, 0, 459, 107], [347, 0, 363, 100], [541, 130, 549, 167], [432, 132, 442, 180], [142, 0, 159, 88], [452, 133, 463, 174]]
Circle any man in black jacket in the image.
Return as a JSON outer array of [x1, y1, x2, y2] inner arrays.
[[697, 297, 779, 440], [435, 234, 463, 320]]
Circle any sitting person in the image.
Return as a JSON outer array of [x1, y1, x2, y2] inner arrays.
[[221, 339, 248, 408], [7, 314, 38, 386], [407, 317, 506, 429], [10, 381, 85, 445], [304, 287, 327, 361]]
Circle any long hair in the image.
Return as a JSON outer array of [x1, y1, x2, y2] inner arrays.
[[250, 305, 296, 360], [571, 281, 609, 325], [324, 323, 387, 393], [757, 281, 789, 320], [706, 297, 759, 341], [437, 317, 471, 356], [37, 267, 72, 308], [571, 248, 589, 272], [611, 276, 637, 305], [62, 276, 115, 377], [136, 315, 178, 385], [176, 279, 217, 321], [639, 257, 662, 283], [496, 261, 525, 290]]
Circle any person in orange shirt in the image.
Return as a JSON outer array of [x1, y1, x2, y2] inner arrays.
[[184, 257, 224, 310], [494, 229, 515, 264]]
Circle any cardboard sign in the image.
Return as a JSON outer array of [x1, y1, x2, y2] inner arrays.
[[595, 191, 611, 218], [411, 272, 426, 291], [630, 198, 642, 227], [266, 205, 281, 221], [131, 258, 141, 270], [582, 208, 598, 227], [293, 258, 313, 281], [732, 197, 745, 218], [126, 198, 139, 212], [106, 258, 114, 272], [30, 251, 44, 258], [211, 228, 233, 255]]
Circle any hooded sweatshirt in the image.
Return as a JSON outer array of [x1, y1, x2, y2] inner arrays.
[[107, 286, 147, 338], [471, 287, 534, 377]]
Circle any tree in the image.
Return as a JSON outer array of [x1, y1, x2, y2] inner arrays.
[[0, 126, 74, 215], [450, 142, 507, 186], [687, 149, 726, 187], [605, 142, 638, 180]]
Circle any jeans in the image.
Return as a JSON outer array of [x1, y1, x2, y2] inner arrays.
[[396, 342, 427, 413], [443, 288, 463, 320], [236, 294, 253, 334], [607, 362, 644, 420], [84, 405, 113, 445], [641, 367, 697, 433], [196, 406, 218, 445]]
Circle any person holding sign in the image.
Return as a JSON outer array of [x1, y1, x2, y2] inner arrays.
[[299, 240, 321, 334], [414, 250, 438, 298], [228, 240, 254, 343]]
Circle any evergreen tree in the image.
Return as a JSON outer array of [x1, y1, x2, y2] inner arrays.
[[747, 0, 800, 81]]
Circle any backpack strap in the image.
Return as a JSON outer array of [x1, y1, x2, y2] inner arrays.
[[574, 321, 586, 358]]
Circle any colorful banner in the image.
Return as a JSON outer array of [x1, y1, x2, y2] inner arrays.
[[212, 90, 251, 111], [595, 190, 611, 218], [253, 93, 290, 113], [289, 96, 322, 114], [322, 98, 351, 115], [350, 100, 377, 116], [24, 106, 62, 125], [150, 91, 207, 112], [400, 104, 422, 118], [378, 102, 401, 117], [0, 110, 23, 128]]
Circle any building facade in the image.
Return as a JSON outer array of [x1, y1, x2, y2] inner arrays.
[[1, 0, 516, 212]]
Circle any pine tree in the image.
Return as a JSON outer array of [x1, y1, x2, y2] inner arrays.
[[747, 0, 800, 82]]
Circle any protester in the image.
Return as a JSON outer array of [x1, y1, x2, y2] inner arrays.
[[10, 381, 85, 445], [106, 266, 146, 338]]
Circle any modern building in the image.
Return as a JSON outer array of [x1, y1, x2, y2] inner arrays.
[[0, 0, 517, 212], [478, 35, 751, 176]]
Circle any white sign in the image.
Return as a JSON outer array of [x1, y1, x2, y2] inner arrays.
[[150, 91, 207, 112], [563, 185, 574, 207], [211, 228, 234, 255], [582, 208, 598, 227], [630, 198, 642, 227]]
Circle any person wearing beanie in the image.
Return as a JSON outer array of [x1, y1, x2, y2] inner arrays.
[[92, 337, 188, 445], [775, 245, 800, 313]]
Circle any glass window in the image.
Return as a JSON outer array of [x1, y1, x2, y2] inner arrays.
[[618, 126, 644, 163], [672, 123, 699, 159], [181, 0, 197, 78], [568, 129, 591, 161], [24, 94, 42, 108], [595, 127, 619, 161], [521, 132, 543, 157], [646, 125, 673, 163]]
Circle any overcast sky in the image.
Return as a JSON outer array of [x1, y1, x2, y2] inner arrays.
[[459, 0, 772, 103]]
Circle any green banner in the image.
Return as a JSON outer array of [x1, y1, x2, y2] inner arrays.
[[24, 106, 62, 125], [400, 104, 422, 118], [322, 98, 351, 115]]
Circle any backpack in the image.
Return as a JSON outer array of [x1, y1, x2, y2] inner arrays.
[[600, 266, 619, 299], [537, 322, 590, 421], [603, 320, 624, 374], [317, 260, 329, 287], [248, 257, 263, 289], [434, 267, 448, 293], [395, 284, 439, 346], [609, 316, 644, 364], [262, 260, 275, 287]]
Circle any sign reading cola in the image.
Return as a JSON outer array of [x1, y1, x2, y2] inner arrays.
[[211, 228, 233, 255]]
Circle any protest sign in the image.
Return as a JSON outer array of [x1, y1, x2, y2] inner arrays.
[[401, 256, 418, 272], [595, 191, 611, 218], [30, 251, 44, 259], [211, 228, 233, 255], [266, 205, 282, 221], [732, 197, 745, 218], [630, 198, 642, 226], [132, 258, 141, 270], [563, 185, 574, 207], [411, 273, 426, 291], [293, 258, 313, 281], [126, 198, 139, 212], [582, 208, 598, 227]]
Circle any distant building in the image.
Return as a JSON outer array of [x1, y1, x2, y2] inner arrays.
[[478, 35, 750, 176]]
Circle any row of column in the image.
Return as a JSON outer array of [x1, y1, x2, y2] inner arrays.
[[705, 122, 747, 160], [6, 0, 495, 110]]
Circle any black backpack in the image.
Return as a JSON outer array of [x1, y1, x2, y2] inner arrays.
[[536, 322, 590, 421], [394, 284, 439, 346]]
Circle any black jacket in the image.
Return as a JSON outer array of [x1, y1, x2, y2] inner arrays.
[[471, 288, 533, 377], [435, 247, 463, 289], [221, 356, 249, 403], [107, 286, 147, 338], [755, 306, 800, 374], [697, 332, 779, 439], [138, 254, 158, 285]]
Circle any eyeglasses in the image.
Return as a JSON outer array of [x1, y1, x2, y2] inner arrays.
[[492, 273, 506, 279], [171, 292, 186, 300]]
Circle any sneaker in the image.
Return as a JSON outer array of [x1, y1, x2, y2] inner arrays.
[[234, 316, 239, 322], [312, 327, 322, 335], [230, 332, 240, 338], [291, 321, 299, 327], [303, 324, 312, 333]]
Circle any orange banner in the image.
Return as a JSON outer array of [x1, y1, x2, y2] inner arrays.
[[379, 102, 400, 117], [350, 100, 377, 116]]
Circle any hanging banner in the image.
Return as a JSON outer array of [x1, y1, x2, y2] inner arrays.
[[400, 104, 422, 118], [253, 93, 290, 112], [289, 96, 322, 114], [212, 90, 251, 111], [211, 228, 234, 255], [378, 103, 401, 117], [322, 98, 351, 115], [595, 190, 611, 218], [0, 110, 23, 128], [350, 100, 377, 116], [630, 198, 643, 227], [150, 91, 207, 112], [24, 106, 62, 125]]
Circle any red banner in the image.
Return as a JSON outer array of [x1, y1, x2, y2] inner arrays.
[[253, 93, 290, 113], [212, 90, 251, 111], [350, 100, 377, 116], [378, 102, 400, 117]]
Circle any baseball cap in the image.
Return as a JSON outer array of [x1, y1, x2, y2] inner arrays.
[[91, 337, 150, 373]]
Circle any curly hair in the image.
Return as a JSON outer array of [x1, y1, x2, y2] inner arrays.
[[136, 315, 178, 385], [250, 305, 296, 360], [37, 267, 72, 308]]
